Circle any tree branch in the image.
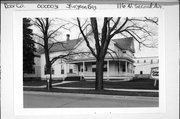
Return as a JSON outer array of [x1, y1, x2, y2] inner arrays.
[[77, 17, 97, 58], [109, 17, 121, 34], [90, 17, 100, 56], [110, 17, 128, 39], [48, 23, 69, 39], [32, 40, 44, 47], [107, 48, 119, 58], [36, 18, 45, 33], [50, 51, 92, 65], [33, 33, 44, 40]]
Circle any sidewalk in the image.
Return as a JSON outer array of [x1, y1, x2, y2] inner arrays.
[[23, 81, 77, 88], [24, 91, 159, 101]]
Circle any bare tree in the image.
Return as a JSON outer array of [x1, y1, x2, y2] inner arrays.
[[30, 18, 72, 89], [77, 17, 158, 90]]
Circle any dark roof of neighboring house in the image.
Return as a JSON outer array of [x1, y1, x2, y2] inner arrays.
[[113, 37, 135, 53], [38, 38, 82, 54]]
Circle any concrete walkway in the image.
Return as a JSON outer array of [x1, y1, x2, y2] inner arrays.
[[24, 81, 78, 88]]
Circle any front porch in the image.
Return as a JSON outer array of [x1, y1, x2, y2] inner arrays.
[[67, 58, 135, 81]]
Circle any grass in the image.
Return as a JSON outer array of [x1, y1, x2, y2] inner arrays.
[[23, 78, 159, 97], [23, 80, 63, 86], [54, 78, 159, 90]]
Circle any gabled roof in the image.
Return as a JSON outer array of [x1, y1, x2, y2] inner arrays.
[[113, 37, 135, 53], [38, 36, 135, 54], [38, 38, 82, 54]]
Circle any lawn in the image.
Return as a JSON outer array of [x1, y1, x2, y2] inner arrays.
[[54, 78, 159, 90], [23, 78, 159, 97], [23, 80, 63, 86]]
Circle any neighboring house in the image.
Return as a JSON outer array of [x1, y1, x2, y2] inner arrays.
[[40, 34, 135, 81], [134, 56, 159, 78], [23, 52, 41, 80]]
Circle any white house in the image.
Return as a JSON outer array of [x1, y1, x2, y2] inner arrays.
[[40, 34, 135, 81], [134, 56, 159, 78]]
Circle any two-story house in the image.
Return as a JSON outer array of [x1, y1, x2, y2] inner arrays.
[[40, 34, 135, 81]]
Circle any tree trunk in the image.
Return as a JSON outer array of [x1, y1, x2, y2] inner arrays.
[[49, 66, 52, 89], [95, 59, 104, 90], [46, 63, 52, 90]]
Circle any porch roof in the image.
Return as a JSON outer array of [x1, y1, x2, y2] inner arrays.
[[67, 56, 134, 64]]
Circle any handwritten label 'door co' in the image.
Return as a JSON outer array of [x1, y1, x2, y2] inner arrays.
[[4, 3, 24, 9]]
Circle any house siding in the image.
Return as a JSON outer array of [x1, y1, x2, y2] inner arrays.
[[134, 56, 159, 78], [40, 37, 135, 81]]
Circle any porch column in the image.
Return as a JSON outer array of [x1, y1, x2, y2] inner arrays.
[[67, 64, 69, 73], [125, 61, 128, 73], [119, 60, 120, 73], [83, 61, 85, 78], [64, 63, 67, 77], [130, 63, 133, 73], [107, 60, 110, 80]]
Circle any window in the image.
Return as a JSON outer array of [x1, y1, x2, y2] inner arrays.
[[151, 59, 153, 64], [44, 66, 54, 75], [120, 61, 126, 72], [92, 68, 96, 72], [144, 60, 146, 63], [85, 65, 88, 71], [140, 71, 143, 74], [52, 68, 54, 74], [122, 51, 126, 53], [78, 65, 81, 72], [92, 62, 96, 72], [44, 66, 48, 74], [61, 69, 64, 74], [69, 69, 73, 73], [69, 65, 74, 73], [61, 64, 64, 74]]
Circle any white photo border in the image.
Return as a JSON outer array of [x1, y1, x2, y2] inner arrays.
[[13, 9, 165, 116]]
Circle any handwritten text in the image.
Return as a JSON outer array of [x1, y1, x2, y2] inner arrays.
[[4, 3, 24, 9], [117, 2, 162, 9], [66, 3, 97, 10]]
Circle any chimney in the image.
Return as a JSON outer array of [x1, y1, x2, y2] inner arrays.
[[66, 34, 70, 41]]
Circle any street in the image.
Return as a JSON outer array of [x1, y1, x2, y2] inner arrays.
[[24, 91, 159, 108]]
